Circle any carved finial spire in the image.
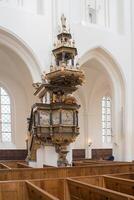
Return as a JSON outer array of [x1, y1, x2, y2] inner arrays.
[[61, 14, 67, 32]]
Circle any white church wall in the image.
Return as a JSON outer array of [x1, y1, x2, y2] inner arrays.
[[88, 83, 113, 150], [0, 72, 28, 149], [0, 0, 45, 15], [78, 62, 114, 158], [0, 0, 129, 78], [0, 3, 52, 71], [0, 0, 127, 73]]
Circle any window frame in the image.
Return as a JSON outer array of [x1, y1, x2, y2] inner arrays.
[[0, 86, 13, 143], [101, 96, 112, 144]]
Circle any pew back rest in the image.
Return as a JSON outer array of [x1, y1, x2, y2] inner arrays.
[[29, 178, 65, 200], [67, 178, 134, 200], [26, 181, 60, 200]]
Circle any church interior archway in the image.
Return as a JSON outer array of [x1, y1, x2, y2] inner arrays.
[[77, 47, 126, 160], [0, 41, 39, 149]]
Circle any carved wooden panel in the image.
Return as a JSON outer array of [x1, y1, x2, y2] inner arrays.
[[92, 148, 112, 160], [72, 149, 85, 161], [0, 149, 27, 160]]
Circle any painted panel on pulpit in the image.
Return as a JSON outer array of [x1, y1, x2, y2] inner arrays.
[[62, 110, 73, 125], [39, 110, 50, 126], [52, 111, 60, 125]]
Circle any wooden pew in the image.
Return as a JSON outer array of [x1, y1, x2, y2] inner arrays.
[[0, 163, 11, 169], [1, 173, 134, 199], [17, 162, 32, 168], [65, 163, 134, 177], [1, 176, 134, 200], [0, 181, 28, 200], [30, 178, 65, 200], [67, 178, 134, 200], [0, 163, 133, 181], [73, 175, 104, 186], [0, 160, 27, 168], [109, 172, 134, 180], [73, 160, 130, 166], [103, 175, 134, 196], [73, 174, 134, 196], [43, 164, 57, 168], [26, 181, 59, 200], [0, 180, 60, 200]]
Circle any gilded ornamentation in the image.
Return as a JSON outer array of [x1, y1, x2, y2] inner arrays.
[[27, 15, 85, 166]]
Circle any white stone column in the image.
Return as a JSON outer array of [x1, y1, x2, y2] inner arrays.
[[67, 144, 73, 165]]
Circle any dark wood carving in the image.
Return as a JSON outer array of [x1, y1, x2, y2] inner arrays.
[[72, 149, 85, 161], [0, 149, 27, 160], [92, 148, 112, 160]]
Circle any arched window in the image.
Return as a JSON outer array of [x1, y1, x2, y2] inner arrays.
[[0, 87, 12, 143], [102, 96, 112, 143]]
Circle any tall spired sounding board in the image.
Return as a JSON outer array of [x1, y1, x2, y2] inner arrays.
[[27, 15, 85, 167]]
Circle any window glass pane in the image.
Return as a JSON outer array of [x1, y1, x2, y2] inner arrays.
[[2, 132, 11, 142], [107, 100, 111, 107], [1, 96, 10, 104], [0, 87, 12, 143], [107, 97, 111, 101], [107, 115, 111, 121], [107, 136, 112, 143], [102, 100, 105, 107], [1, 88, 8, 96], [102, 108, 105, 114], [102, 96, 112, 144], [102, 129, 106, 135], [1, 105, 10, 113], [102, 135, 105, 143], [102, 115, 106, 121], [107, 122, 111, 128], [107, 108, 111, 114], [2, 123, 11, 132], [1, 114, 11, 123], [102, 122, 106, 128], [102, 96, 106, 100], [107, 129, 111, 135]]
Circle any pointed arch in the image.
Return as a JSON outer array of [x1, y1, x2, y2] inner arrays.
[[79, 47, 126, 160], [0, 26, 41, 82]]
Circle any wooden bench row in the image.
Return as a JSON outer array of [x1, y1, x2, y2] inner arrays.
[[0, 160, 31, 169], [1, 173, 134, 200], [0, 160, 57, 169], [67, 178, 134, 200], [72, 173, 134, 196], [0, 162, 133, 181], [27, 172, 134, 199], [0, 162, 134, 199], [72, 160, 130, 166]]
